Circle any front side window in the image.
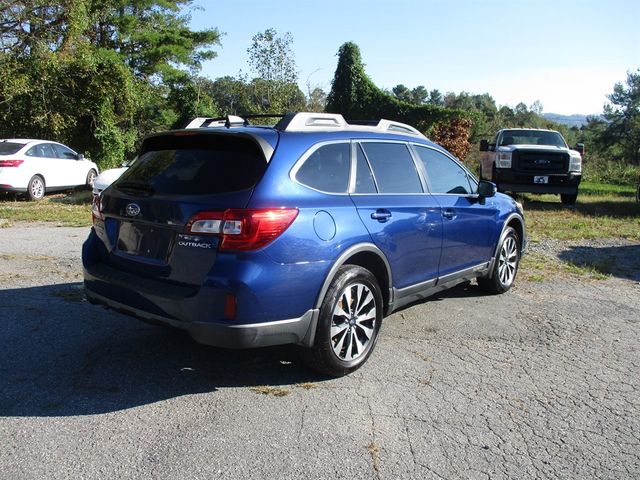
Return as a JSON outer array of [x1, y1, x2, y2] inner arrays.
[[52, 144, 77, 159], [360, 142, 422, 194], [296, 142, 350, 193], [415, 146, 473, 195]]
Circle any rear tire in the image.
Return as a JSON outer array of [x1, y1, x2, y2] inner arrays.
[[478, 227, 520, 294], [86, 169, 97, 188], [560, 193, 577, 205], [300, 265, 383, 377], [27, 175, 45, 201]]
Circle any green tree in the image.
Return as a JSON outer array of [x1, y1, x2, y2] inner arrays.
[[244, 28, 303, 113], [0, 1, 221, 168], [602, 69, 640, 164]]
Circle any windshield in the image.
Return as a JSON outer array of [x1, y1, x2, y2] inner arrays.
[[116, 134, 267, 195], [499, 130, 567, 148], [0, 142, 25, 155]]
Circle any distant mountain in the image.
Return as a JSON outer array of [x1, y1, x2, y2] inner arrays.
[[542, 113, 593, 128]]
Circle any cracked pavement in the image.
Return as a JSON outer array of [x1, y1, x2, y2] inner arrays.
[[1, 225, 639, 479]]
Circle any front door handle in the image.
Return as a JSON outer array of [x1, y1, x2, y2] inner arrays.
[[442, 209, 456, 219], [371, 209, 392, 222]]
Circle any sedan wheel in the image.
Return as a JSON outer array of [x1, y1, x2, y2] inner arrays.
[[301, 265, 383, 376], [27, 175, 45, 201], [86, 169, 97, 188]]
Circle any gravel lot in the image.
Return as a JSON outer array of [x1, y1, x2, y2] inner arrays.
[[1, 224, 639, 479]]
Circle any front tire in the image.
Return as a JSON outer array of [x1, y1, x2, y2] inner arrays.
[[560, 193, 578, 205], [301, 265, 383, 377], [478, 227, 520, 294], [27, 175, 45, 201]]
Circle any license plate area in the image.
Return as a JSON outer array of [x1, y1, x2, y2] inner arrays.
[[533, 175, 549, 184], [117, 221, 174, 261]]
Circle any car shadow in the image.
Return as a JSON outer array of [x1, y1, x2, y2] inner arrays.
[[0, 283, 329, 418], [558, 244, 640, 281]]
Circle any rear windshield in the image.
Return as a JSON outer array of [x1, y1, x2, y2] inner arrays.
[[0, 142, 24, 155], [116, 134, 267, 195]]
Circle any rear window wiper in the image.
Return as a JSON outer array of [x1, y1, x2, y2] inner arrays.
[[116, 181, 155, 194]]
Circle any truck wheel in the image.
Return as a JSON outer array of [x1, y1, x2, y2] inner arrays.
[[560, 193, 577, 206]]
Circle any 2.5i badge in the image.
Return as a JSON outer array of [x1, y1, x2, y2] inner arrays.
[[176, 234, 219, 249]]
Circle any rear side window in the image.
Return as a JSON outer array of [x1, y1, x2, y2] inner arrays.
[[0, 143, 24, 155], [118, 134, 267, 195], [361, 142, 423, 194], [415, 146, 473, 194], [295, 142, 350, 193]]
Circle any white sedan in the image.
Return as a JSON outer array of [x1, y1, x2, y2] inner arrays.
[[0, 139, 99, 200]]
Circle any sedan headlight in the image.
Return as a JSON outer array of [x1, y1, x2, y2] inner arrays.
[[496, 151, 512, 168]]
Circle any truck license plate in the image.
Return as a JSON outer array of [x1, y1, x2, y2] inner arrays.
[[534, 176, 549, 184]]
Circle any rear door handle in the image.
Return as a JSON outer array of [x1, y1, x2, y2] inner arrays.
[[371, 209, 392, 222]]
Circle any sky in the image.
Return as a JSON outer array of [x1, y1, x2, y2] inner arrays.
[[189, 0, 640, 116]]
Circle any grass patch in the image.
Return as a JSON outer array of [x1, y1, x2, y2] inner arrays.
[[519, 185, 640, 242], [0, 190, 92, 227], [520, 251, 611, 281]]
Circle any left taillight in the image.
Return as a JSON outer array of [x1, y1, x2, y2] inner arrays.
[[0, 159, 24, 167], [92, 195, 104, 224], [185, 208, 298, 252]]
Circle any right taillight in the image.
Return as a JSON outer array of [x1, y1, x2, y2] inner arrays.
[[92, 195, 104, 224], [0, 159, 24, 167], [185, 208, 298, 252]]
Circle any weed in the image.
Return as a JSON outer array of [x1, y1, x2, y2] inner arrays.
[[250, 386, 291, 397]]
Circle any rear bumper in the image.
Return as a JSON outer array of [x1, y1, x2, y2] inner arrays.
[[85, 287, 319, 349]]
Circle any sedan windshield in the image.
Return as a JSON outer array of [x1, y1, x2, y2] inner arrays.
[[0, 142, 25, 155], [500, 130, 567, 148]]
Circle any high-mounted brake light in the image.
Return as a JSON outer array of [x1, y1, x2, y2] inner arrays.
[[0, 159, 24, 167], [186, 208, 298, 251]]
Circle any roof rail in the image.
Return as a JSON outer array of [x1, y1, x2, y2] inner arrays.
[[183, 112, 426, 138], [183, 116, 246, 129], [275, 112, 425, 138]]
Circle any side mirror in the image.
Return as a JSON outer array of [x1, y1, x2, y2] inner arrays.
[[76, 153, 85, 161], [574, 143, 585, 155], [479, 139, 489, 152], [477, 180, 497, 198]]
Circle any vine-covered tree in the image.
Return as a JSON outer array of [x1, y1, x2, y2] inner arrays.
[[326, 42, 469, 156]]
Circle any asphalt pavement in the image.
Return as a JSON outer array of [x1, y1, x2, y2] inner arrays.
[[1, 224, 639, 479]]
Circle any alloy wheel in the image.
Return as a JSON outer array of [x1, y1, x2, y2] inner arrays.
[[330, 283, 377, 361]]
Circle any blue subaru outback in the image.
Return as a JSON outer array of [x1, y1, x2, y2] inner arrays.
[[83, 112, 526, 376]]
